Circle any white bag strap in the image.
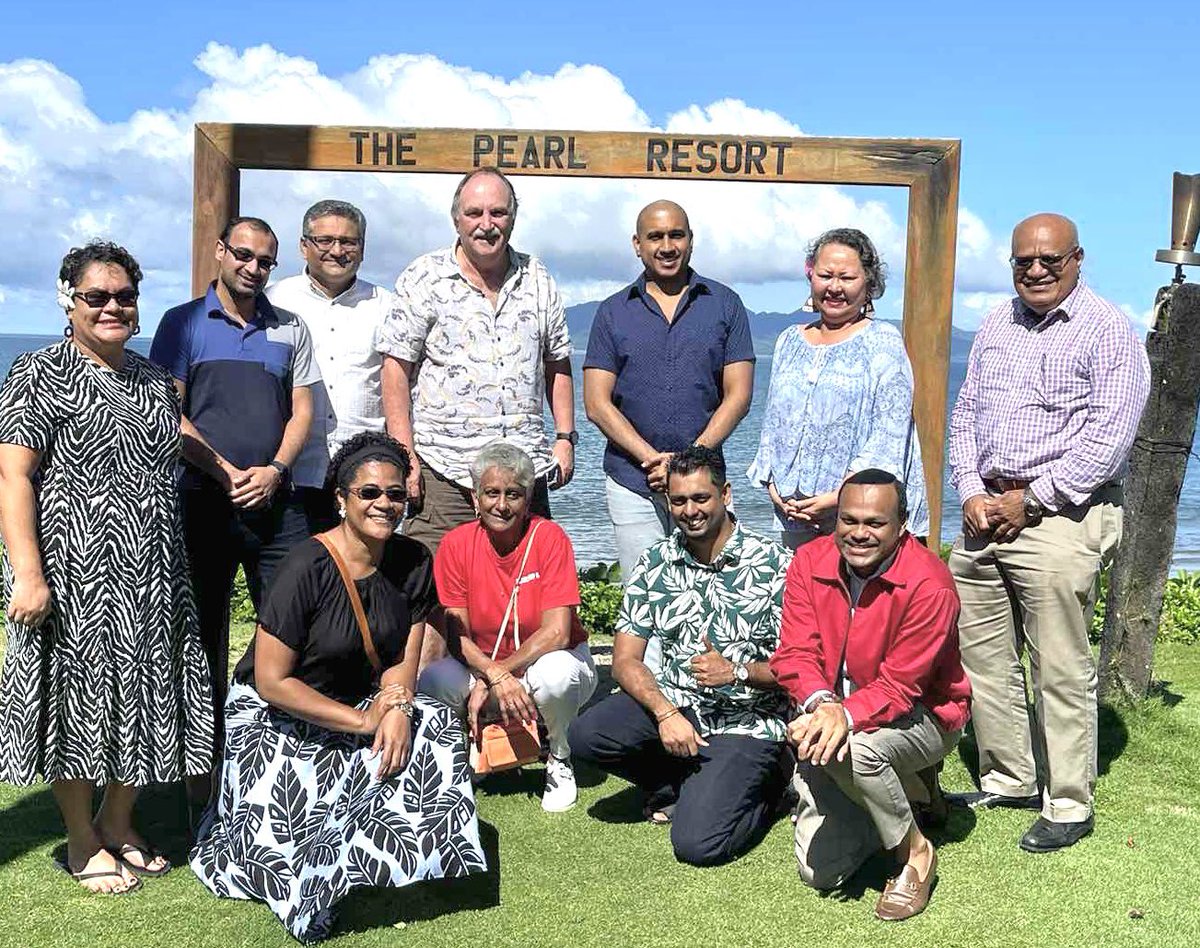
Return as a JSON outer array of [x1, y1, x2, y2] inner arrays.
[[491, 520, 544, 661]]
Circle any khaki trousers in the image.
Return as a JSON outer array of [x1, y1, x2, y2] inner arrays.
[[949, 496, 1122, 823], [792, 705, 959, 890]]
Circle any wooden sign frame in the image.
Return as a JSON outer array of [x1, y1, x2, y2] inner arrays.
[[191, 123, 960, 541]]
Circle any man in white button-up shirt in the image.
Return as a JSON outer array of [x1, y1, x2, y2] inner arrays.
[[267, 200, 394, 530]]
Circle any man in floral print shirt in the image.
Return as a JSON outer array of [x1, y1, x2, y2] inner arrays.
[[569, 446, 792, 866]]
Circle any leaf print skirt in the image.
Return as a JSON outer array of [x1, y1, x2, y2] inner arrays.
[[189, 683, 486, 942]]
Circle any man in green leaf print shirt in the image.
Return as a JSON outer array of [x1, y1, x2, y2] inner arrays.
[[569, 445, 793, 865]]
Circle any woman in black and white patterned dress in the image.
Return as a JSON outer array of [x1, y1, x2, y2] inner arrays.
[[0, 242, 214, 894], [191, 432, 484, 942]]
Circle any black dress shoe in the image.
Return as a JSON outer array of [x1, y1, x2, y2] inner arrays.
[[946, 790, 1041, 811], [1019, 815, 1094, 852]]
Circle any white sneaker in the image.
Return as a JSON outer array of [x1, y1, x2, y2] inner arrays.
[[541, 755, 578, 812]]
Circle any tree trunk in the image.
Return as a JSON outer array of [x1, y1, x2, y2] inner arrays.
[[1100, 282, 1200, 701]]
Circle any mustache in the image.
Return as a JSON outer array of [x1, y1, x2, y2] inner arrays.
[[472, 226, 503, 240]]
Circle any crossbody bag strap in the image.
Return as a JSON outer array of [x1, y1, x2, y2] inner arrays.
[[491, 520, 544, 661], [315, 532, 384, 675]]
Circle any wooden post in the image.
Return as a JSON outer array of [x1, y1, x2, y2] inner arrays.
[[192, 126, 240, 296], [903, 143, 960, 545], [1100, 281, 1200, 700]]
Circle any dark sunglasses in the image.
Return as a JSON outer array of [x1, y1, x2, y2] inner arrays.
[[1009, 246, 1079, 272], [221, 240, 278, 271], [74, 289, 139, 308], [348, 485, 407, 503], [303, 235, 362, 251]]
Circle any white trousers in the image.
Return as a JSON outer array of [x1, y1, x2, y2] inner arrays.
[[418, 642, 598, 760]]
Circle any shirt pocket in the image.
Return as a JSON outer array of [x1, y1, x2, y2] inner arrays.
[[1033, 349, 1089, 412], [260, 340, 292, 381]]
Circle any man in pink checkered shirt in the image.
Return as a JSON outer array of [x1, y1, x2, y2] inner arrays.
[[947, 213, 1149, 853]]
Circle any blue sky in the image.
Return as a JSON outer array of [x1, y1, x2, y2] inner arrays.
[[1, 0, 1196, 334]]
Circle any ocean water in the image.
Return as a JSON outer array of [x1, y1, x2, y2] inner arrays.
[[2, 333, 1197, 572]]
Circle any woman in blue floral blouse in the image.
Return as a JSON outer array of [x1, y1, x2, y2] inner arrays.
[[747, 228, 927, 549]]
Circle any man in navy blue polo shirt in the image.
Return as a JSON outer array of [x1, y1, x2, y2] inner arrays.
[[583, 200, 755, 583], [150, 216, 319, 768]]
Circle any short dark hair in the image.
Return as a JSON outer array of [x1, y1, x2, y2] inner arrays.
[[839, 468, 907, 522], [302, 200, 367, 240], [450, 168, 519, 221], [219, 216, 277, 245], [326, 431, 412, 493], [806, 227, 888, 301], [668, 445, 727, 489], [59, 241, 142, 290]]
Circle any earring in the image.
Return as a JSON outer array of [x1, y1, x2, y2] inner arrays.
[[338, 505, 346, 519], [63, 323, 74, 338], [132, 324, 141, 336]]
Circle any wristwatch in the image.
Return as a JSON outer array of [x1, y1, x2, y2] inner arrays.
[[269, 459, 290, 479], [1022, 487, 1044, 522], [733, 662, 750, 684], [555, 431, 579, 446]]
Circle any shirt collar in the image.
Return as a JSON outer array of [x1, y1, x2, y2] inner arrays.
[[811, 532, 912, 589], [204, 282, 277, 327], [1015, 276, 1087, 327], [303, 268, 362, 303], [666, 515, 745, 570], [629, 267, 710, 302], [436, 242, 526, 284]]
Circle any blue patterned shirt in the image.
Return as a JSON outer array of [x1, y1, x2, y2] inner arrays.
[[746, 319, 928, 536]]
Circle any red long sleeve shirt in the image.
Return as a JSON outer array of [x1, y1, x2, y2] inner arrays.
[[770, 534, 971, 734]]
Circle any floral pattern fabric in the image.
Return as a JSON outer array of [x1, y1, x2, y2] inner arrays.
[[190, 684, 485, 942], [618, 522, 792, 742], [377, 245, 571, 487], [746, 319, 928, 537]]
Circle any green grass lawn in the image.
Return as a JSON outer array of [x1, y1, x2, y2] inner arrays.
[[2, 625, 1199, 947]]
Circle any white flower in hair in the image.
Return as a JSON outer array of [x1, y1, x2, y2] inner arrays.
[[56, 278, 75, 314]]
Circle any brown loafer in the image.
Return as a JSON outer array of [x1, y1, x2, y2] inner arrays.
[[875, 848, 937, 921]]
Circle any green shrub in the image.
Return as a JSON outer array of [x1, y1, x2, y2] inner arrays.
[[577, 561, 623, 637], [1090, 570, 1200, 645], [579, 581, 623, 638], [1160, 571, 1200, 644], [231, 567, 257, 624]]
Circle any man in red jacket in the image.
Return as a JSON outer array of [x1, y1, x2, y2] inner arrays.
[[770, 469, 971, 922]]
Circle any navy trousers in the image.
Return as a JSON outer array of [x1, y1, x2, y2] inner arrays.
[[182, 482, 310, 758], [569, 690, 790, 866]]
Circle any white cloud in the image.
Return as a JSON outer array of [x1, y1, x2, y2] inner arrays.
[[1121, 302, 1157, 333], [0, 46, 1012, 335]]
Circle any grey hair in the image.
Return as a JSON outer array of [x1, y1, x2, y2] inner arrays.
[[302, 200, 367, 240], [470, 440, 535, 495], [805, 227, 888, 301], [450, 168, 519, 222]]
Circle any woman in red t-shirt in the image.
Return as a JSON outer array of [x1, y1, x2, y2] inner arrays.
[[419, 441, 597, 812]]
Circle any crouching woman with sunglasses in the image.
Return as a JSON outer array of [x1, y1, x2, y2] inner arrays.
[[190, 432, 485, 942]]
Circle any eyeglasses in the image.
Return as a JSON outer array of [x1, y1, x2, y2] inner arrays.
[[1009, 246, 1080, 272], [73, 289, 139, 308], [221, 241, 278, 271], [348, 485, 407, 503], [303, 235, 362, 251]]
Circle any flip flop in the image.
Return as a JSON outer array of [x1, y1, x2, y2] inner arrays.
[[110, 843, 171, 878], [54, 856, 142, 894]]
